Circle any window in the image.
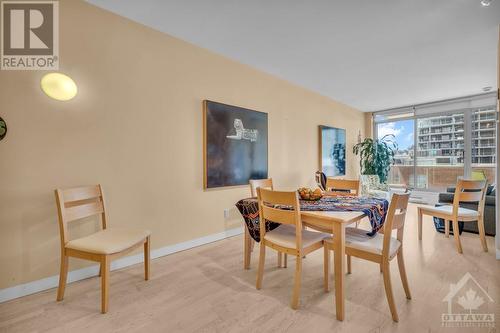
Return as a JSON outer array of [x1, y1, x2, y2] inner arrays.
[[373, 92, 497, 192], [376, 119, 414, 188], [416, 113, 464, 192], [471, 107, 496, 185]]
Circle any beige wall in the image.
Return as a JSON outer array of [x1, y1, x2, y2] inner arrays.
[[0, 0, 365, 290], [364, 112, 373, 139]]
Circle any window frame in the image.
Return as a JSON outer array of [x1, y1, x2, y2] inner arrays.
[[373, 92, 497, 192]]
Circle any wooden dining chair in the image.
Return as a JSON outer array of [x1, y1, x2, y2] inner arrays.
[[256, 188, 330, 309], [55, 185, 151, 313], [417, 179, 488, 254], [325, 178, 360, 196], [247, 179, 286, 269], [325, 193, 411, 322], [325, 178, 362, 228]]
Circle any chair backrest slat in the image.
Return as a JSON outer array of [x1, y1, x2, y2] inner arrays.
[[382, 193, 410, 257], [261, 205, 296, 225], [458, 191, 483, 203], [64, 201, 104, 222], [326, 178, 359, 196], [62, 185, 101, 203], [259, 188, 297, 206], [452, 179, 487, 216], [458, 179, 486, 190], [249, 178, 273, 197], [55, 184, 107, 245], [257, 188, 302, 250]]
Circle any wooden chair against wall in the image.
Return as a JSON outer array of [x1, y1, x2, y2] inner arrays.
[[256, 188, 330, 309], [246, 179, 286, 269], [325, 193, 412, 322], [417, 179, 488, 253], [55, 185, 151, 313], [325, 178, 360, 196]]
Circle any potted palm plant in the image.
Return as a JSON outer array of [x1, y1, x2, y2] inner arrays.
[[352, 134, 397, 184]]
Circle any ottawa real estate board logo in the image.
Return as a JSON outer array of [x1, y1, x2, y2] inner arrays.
[[442, 272, 495, 328], [1, 0, 58, 70]]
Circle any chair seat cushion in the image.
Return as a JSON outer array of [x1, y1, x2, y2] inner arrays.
[[421, 205, 479, 218], [264, 224, 329, 249], [344, 227, 400, 257], [66, 228, 151, 254]]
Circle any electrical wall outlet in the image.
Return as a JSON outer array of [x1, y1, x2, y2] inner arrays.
[[224, 208, 230, 219]]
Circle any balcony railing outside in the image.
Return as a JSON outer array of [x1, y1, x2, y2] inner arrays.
[[387, 165, 495, 192]]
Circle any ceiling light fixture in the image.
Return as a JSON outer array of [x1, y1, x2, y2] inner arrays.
[[40, 72, 78, 101], [481, 0, 493, 6]]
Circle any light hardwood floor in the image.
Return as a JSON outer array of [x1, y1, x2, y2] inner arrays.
[[1, 204, 499, 332]]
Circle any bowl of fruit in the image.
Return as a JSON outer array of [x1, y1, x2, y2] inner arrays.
[[297, 187, 323, 201]]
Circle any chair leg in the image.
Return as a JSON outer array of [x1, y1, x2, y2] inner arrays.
[[444, 220, 450, 238], [417, 209, 423, 240], [451, 219, 463, 254], [324, 246, 330, 292], [144, 236, 150, 280], [382, 261, 398, 322], [477, 216, 488, 252], [244, 229, 251, 270], [346, 255, 351, 274], [397, 250, 411, 300], [291, 255, 302, 309], [56, 254, 69, 301], [256, 242, 266, 290], [278, 251, 283, 267], [283, 254, 288, 268], [101, 256, 110, 314]]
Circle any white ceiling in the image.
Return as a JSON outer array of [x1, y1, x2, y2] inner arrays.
[[87, 0, 500, 112]]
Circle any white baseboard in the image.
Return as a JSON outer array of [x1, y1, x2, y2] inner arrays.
[[0, 226, 244, 303]]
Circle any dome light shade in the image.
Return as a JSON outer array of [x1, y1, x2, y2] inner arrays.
[[41, 73, 77, 101]]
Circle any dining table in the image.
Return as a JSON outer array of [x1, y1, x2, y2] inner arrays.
[[236, 195, 389, 321]]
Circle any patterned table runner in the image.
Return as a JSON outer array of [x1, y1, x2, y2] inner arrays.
[[235, 196, 389, 242]]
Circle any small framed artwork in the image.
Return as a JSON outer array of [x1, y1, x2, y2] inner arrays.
[[319, 125, 346, 177], [203, 100, 268, 189], [0, 117, 6, 141]]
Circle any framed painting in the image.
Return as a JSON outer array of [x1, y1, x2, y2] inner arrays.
[[203, 100, 268, 189], [319, 125, 346, 177]]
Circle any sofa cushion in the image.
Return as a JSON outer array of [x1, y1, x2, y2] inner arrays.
[[439, 193, 455, 203], [485, 196, 496, 206], [421, 205, 479, 218]]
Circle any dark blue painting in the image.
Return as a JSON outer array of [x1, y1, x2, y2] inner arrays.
[[320, 125, 346, 177], [204, 101, 268, 188]]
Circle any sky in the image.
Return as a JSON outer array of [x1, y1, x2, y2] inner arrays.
[[377, 120, 414, 150]]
